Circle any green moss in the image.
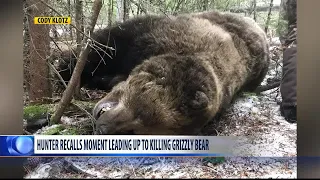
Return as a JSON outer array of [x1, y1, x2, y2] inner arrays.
[[60, 127, 84, 135], [23, 104, 52, 121]]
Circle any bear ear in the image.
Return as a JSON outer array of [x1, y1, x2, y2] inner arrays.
[[190, 91, 209, 110]]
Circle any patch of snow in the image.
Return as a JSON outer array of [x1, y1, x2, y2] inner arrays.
[[226, 91, 296, 157], [60, 116, 73, 125], [25, 163, 52, 179], [270, 37, 281, 46]]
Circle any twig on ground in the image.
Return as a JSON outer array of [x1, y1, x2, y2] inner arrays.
[[255, 81, 280, 94], [141, 158, 161, 166], [63, 159, 97, 178], [71, 102, 96, 132]]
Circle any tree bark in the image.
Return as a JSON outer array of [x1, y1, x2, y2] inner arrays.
[[23, 0, 31, 95], [50, 0, 103, 124], [123, 0, 130, 21], [264, 0, 274, 33], [285, 0, 297, 34], [68, 0, 73, 41], [276, 0, 286, 44], [116, 0, 124, 22], [75, 0, 84, 99], [108, 0, 113, 26], [26, 0, 52, 103], [136, 0, 140, 15], [253, 0, 257, 21]]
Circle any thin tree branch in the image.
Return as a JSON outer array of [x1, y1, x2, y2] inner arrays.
[[71, 102, 96, 133], [50, 0, 103, 124], [48, 62, 67, 88], [39, 0, 114, 51]]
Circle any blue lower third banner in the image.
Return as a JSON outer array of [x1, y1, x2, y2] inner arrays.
[[0, 135, 239, 157]]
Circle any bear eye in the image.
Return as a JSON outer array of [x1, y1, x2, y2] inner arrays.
[[98, 107, 109, 117], [95, 102, 119, 119]]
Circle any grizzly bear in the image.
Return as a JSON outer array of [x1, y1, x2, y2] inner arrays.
[[91, 11, 270, 135]]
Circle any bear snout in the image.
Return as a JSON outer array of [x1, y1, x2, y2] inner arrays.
[[93, 101, 136, 135]]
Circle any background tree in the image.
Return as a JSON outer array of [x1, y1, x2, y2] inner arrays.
[[265, 0, 274, 33], [25, 0, 52, 103], [108, 0, 114, 26], [74, 0, 84, 98]]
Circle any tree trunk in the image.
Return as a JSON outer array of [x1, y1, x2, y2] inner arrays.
[[116, 0, 124, 22], [108, 0, 113, 26], [253, 0, 257, 21], [50, 0, 103, 124], [123, 0, 130, 21], [23, 0, 31, 96], [68, 0, 73, 41], [277, 0, 286, 43], [75, 0, 84, 62], [264, 0, 274, 33], [26, 0, 52, 103], [136, 0, 140, 15], [283, 0, 297, 47], [285, 0, 297, 33], [75, 0, 84, 99]]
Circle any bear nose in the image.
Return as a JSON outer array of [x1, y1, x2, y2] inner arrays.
[[93, 101, 119, 120]]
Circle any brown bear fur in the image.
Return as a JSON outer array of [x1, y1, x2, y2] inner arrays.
[[92, 11, 270, 135]]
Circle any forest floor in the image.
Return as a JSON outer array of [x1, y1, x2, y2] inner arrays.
[[23, 40, 297, 178]]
